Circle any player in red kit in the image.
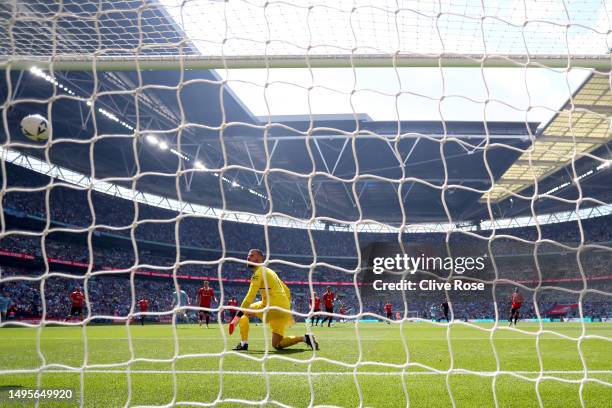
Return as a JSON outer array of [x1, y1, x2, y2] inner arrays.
[[197, 280, 217, 328], [509, 288, 524, 327], [309, 293, 322, 326], [66, 287, 85, 321], [384, 302, 393, 324], [137, 298, 149, 326], [338, 303, 347, 323], [321, 286, 335, 327], [227, 297, 238, 323]]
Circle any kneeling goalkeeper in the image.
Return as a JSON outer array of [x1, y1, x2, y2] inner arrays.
[[230, 249, 318, 351]]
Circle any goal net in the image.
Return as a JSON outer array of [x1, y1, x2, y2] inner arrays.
[[0, 0, 611, 406]]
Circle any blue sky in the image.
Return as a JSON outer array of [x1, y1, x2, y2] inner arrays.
[[217, 67, 591, 123], [160, 0, 607, 123]]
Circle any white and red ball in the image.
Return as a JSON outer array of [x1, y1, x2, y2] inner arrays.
[[20, 114, 49, 141]]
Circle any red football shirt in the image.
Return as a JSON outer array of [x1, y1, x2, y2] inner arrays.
[[228, 299, 238, 307], [138, 299, 149, 312], [511, 292, 524, 308], [309, 296, 321, 310], [323, 292, 334, 309], [385, 303, 392, 313], [70, 291, 84, 307], [198, 287, 215, 307]]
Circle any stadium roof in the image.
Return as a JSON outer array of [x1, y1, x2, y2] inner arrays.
[[1, 0, 610, 227], [483, 72, 612, 203], [0, 66, 541, 223]]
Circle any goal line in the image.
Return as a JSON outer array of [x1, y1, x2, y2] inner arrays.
[[6, 369, 612, 378]]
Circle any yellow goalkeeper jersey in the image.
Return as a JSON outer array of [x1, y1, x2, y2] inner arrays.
[[240, 265, 291, 309]]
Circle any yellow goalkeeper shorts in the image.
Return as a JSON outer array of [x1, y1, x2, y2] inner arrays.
[[247, 300, 295, 336]]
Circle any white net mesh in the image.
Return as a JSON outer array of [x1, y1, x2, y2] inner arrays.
[[0, 0, 611, 407], [0, 0, 610, 68]]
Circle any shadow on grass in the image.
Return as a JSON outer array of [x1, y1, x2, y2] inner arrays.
[[237, 348, 314, 355]]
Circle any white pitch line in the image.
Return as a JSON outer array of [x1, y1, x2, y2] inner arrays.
[[31, 369, 612, 376], [5, 336, 606, 341]]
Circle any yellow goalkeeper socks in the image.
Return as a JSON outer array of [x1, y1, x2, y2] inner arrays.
[[239, 315, 250, 342], [277, 336, 303, 349]]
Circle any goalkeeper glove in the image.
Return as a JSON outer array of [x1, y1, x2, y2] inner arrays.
[[228, 311, 243, 335]]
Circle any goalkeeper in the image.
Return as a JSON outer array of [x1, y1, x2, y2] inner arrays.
[[230, 249, 318, 351]]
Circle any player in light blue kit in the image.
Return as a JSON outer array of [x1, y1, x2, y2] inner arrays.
[[430, 304, 438, 322], [0, 291, 11, 323], [172, 288, 190, 323]]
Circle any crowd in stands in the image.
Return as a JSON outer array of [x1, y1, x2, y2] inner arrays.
[[1, 229, 609, 285], [1, 262, 610, 323], [1, 163, 610, 323], [3, 164, 612, 258]]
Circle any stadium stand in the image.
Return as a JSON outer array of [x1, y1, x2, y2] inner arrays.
[[1, 163, 610, 323]]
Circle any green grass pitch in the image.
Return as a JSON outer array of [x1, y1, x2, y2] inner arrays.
[[0, 321, 610, 407]]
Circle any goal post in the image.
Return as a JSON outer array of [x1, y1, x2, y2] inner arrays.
[[1, 54, 610, 71], [1, 0, 611, 71]]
